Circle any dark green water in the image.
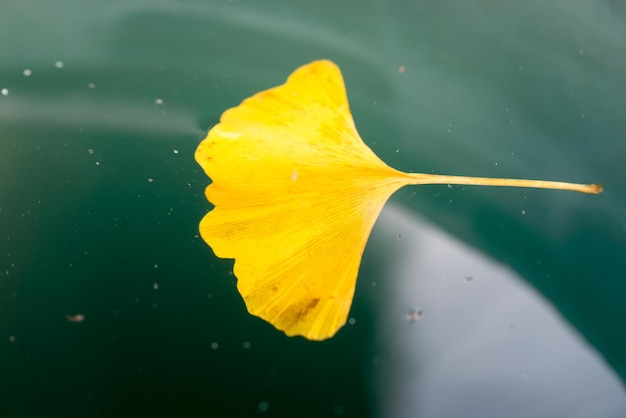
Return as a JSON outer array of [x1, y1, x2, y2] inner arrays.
[[1, 1, 625, 417]]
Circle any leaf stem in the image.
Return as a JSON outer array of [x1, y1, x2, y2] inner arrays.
[[405, 173, 603, 194]]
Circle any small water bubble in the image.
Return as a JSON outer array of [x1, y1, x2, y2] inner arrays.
[[521, 210, 526, 215], [333, 405, 344, 416], [8, 335, 16, 343], [242, 341, 251, 349], [54, 61, 64, 69], [88, 149, 94, 154], [153, 264, 159, 269], [153, 282, 159, 290], [348, 317, 356, 325], [398, 65, 406, 74], [258, 401, 269, 413], [1, 88, 8, 96], [147, 178, 154, 183], [23, 69, 32, 76], [88, 82, 96, 89], [173, 149, 179, 154], [210, 342, 219, 350], [155, 98, 164, 105], [578, 48, 585, 55]]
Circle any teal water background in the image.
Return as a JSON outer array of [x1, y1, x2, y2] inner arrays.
[[1, 1, 625, 417]]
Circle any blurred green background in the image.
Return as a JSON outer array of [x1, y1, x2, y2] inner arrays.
[[1, 0, 625, 417]]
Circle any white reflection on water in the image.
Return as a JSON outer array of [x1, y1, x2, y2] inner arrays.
[[373, 204, 626, 418]]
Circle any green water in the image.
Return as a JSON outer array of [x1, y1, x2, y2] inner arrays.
[[1, 1, 625, 417]]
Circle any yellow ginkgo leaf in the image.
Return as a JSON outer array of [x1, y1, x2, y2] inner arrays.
[[195, 59, 602, 341]]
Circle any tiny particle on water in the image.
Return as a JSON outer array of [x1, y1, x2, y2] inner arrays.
[[258, 401, 269, 413], [1, 88, 8, 96], [348, 317, 356, 325], [88, 83, 96, 89], [578, 48, 585, 55], [8, 335, 16, 343], [155, 98, 164, 105], [291, 169, 298, 181], [95, 161, 100, 166], [521, 210, 526, 215], [406, 309, 423, 322], [23, 69, 32, 76], [88, 149, 94, 154], [173, 149, 179, 154], [66, 313, 85, 323], [464, 276, 474, 283], [147, 178, 154, 183], [153, 282, 159, 290], [398, 65, 406, 74], [243, 341, 251, 349], [54, 61, 64, 69], [153, 264, 159, 269], [211, 342, 219, 350]]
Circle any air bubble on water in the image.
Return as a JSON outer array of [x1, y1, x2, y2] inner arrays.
[[153, 282, 159, 290], [88, 83, 96, 89], [243, 341, 251, 349], [8, 336, 16, 343], [211, 342, 219, 350], [1, 88, 8, 96], [23, 69, 32, 76], [155, 98, 164, 105], [88, 149, 94, 154], [173, 149, 179, 154], [147, 178, 154, 183], [348, 317, 356, 325], [55, 61, 64, 69]]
